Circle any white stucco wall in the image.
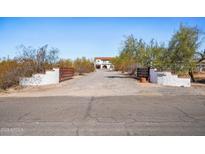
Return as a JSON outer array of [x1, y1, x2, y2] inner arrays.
[[20, 68, 59, 86], [149, 68, 158, 83], [149, 69, 191, 87]]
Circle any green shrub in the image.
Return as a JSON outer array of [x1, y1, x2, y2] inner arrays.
[[0, 59, 39, 89], [73, 57, 94, 74], [57, 59, 73, 68]]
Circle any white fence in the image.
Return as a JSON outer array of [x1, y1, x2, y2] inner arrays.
[[19, 68, 60, 86], [150, 69, 191, 87]]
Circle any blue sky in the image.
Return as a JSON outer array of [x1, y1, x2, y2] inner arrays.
[[0, 17, 205, 59]]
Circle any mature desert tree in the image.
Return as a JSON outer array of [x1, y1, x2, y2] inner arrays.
[[138, 39, 166, 69], [36, 45, 48, 72], [195, 49, 205, 63], [16, 45, 39, 75], [134, 39, 147, 67], [16, 44, 60, 73], [16, 44, 37, 61], [168, 24, 201, 81], [119, 35, 138, 72], [117, 36, 168, 71], [46, 47, 59, 67], [121, 35, 138, 57]]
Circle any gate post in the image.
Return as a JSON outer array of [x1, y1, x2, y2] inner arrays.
[[148, 67, 150, 82]]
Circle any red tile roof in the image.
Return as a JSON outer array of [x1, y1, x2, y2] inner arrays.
[[94, 57, 113, 61]]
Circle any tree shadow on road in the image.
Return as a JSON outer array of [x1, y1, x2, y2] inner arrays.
[[195, 79, 205, 84]]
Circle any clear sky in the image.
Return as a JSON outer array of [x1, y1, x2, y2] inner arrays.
[[0, 17, 205, 59]]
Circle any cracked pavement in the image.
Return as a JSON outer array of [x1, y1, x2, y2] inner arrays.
[[0, 95, 205, 135], [0, 71, 205, 135]]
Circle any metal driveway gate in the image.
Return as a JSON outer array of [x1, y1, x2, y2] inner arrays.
[[59, 67, 75, 82], [136, 67, 150, 80]]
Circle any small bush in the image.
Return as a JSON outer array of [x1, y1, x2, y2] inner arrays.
[[73, 57, 95, 74], [0, 59, 41, 89], [0, 60, 19, 89], [57, 59, 73, 68], [0, 45, 59, 89]]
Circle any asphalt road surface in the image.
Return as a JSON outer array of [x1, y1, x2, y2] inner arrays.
[[0, 70, 205, 135], [0, 95, 205, 135]]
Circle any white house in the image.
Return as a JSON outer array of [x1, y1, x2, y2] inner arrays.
[[94, 57, 114, 70]]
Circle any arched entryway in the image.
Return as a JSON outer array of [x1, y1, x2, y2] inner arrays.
[[96, 65, 101, 69], [102, 65, 107, 69]]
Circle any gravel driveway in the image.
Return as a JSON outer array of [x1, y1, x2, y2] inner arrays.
[[1, 70, 205, 97]]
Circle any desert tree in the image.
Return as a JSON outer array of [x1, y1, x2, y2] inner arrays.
[[46, 47, 59, 67], [118, 35, 138, 72], [168, 24, 201, 81]]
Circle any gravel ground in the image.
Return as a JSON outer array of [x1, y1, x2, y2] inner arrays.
[[0, 70, 205, 97]]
